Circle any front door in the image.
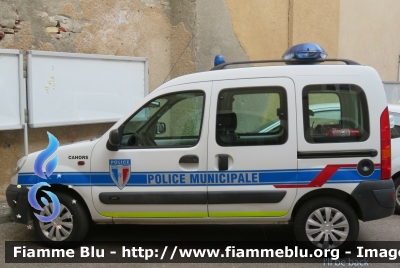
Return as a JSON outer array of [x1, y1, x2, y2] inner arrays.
[[207, 78, 298, 218], [91, 82, 211, 218]]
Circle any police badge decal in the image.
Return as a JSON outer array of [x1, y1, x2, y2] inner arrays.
[[109, 159, 131, 190]]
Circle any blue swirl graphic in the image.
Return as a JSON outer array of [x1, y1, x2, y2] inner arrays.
[[35, 191, 60, 222], [28, 182, 61, 222], [41, 197, 49, 206], [28, 182, 49, 210], [34, 132, 59, 179], [46, 155, 58, 178]]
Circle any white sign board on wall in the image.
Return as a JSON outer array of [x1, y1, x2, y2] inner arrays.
[[27, 51, 148, 128], [0, 49, 25, 130]]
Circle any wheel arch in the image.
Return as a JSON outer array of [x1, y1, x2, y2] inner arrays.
[[40, 184, 93, 223], [392, 171, 400, 181], [291, 188, 362, 221]]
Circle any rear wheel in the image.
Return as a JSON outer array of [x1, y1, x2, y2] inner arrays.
[[33, 192, 90, 245], [294, 197, 359, 249], [394, 177, 400, 214]]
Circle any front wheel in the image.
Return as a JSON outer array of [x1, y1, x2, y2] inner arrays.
[[293, 197, 359, 249], [33, 192, 90, 244]]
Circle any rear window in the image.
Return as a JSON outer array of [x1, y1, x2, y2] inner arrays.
[[302, 84, 369, 143]]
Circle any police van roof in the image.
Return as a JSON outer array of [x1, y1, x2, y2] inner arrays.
[[210, 58, 359, 70], [155, 62, 376, 94]]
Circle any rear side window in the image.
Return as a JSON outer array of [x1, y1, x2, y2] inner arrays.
[[302, 84, 369, 143], [216, 87, 288, 146], [390, 112, 400, 139]]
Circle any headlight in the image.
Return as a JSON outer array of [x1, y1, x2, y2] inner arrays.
[[12, 156, 27, 176]]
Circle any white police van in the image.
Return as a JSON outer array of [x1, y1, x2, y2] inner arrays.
[[6, 43, 396, 249]]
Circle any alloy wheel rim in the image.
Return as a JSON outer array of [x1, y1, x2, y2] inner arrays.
[[396, 184, 400, 207], [305, 207, 349, 248], [39, 202, 73, 241]]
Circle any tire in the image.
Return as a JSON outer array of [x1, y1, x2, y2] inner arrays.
[[293, 197, 359, 249], [394, 177, 400, 215], [33, 192, 90, 245]]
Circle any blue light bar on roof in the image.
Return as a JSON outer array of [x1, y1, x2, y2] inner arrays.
[[214, 54, 226, 66], [282, 43, 328, 63]]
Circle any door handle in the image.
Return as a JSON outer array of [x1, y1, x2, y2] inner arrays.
[[218, 154, 229, 171], [179, 155, 199, 164]]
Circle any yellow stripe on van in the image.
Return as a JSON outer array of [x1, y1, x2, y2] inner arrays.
[[100, 211, 288, 218], [209, 211, 288, 217], [100, 212, 208, 218]]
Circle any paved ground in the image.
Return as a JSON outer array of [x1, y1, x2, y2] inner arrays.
[[0, 186, 11, 224], [0, 213, 399, 267], [0, 203, 10, 224]]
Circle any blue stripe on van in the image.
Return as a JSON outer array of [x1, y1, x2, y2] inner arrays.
[[17, 167, 381, 187]]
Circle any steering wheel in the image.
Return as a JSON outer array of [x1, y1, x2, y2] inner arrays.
[[127, 132, 157, 146], [127, 132, 144, 146]]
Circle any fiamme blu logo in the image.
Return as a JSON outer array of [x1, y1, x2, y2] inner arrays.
[[27, 132, 61, 223]]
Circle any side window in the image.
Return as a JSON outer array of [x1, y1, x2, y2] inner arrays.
[[216, 87, 288, 146], [302, 84, 369, 143], [121, 91, 205, 148], [155, 95, 204, 140], [390, 112, 400, 139]]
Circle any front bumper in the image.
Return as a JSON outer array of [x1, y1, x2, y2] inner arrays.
[[351, 179, 395, 221], [6, 184, 33, 224]]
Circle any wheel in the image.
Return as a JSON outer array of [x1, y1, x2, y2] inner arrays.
[[394, 177, 400, 214], [293, 197, 359, 249], [33, 192, 90, 244]]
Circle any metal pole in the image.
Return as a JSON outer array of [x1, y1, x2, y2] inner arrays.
[[23, 123, 28, 156], [19, 51, 29, 156]]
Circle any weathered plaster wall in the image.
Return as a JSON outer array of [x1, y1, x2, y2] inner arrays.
[[225, 0, 289, 61], [0, 0, 194, 89], [61, 0, 194, 88], [225, 0, 400, 81], [169, 0, 196, 79], [225, 0, 340, 60], [339, 0, 400, 81], [195, 0, 248, 72], [0, 0, 196, 189], [289, 0, 340, 58]]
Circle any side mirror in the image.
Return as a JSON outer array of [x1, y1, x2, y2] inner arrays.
[[108, 129, 120, 149], [156, 122, 166, 134]]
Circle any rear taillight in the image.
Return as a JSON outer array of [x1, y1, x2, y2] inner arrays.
[[380, 107, 391, 179]]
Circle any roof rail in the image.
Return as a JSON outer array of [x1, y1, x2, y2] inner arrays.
[[210, 58, 360, 71]]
